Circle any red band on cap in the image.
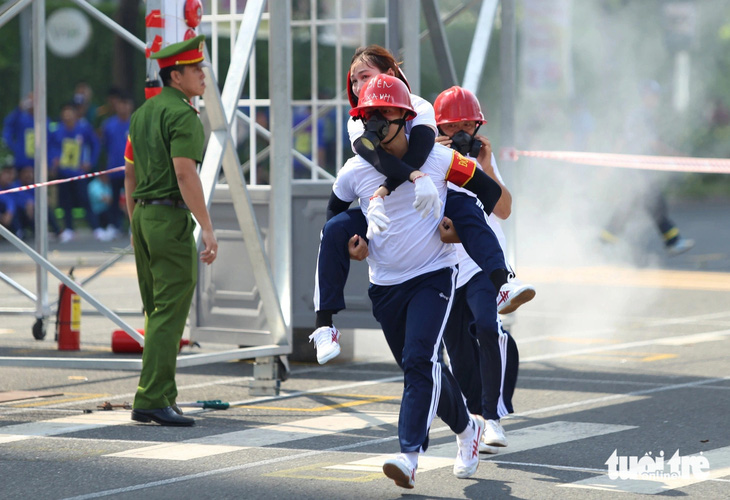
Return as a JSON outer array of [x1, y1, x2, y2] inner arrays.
[[156, 47, 204, 69]]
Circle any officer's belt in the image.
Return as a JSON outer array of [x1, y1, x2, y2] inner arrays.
[[136, 198, 189, 210]]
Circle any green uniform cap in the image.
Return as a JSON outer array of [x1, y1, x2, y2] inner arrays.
[[152, 35, 206, 68]]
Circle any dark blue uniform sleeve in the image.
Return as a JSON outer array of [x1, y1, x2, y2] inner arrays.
[[352, 125, 436, 194], [461, 168, 502, 216], [381, 125, 435, 193], [401, 125, 436, 170], [325, 191, 352, 222]]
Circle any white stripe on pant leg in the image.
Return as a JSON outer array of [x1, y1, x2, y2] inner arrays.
[[476, 191, 512, 417], [425, 265, 458, 445], [496, 330, 509, 417], [496, 319, 511, 418], [439, 328, 470, 409], [312, 231, 324, 311]]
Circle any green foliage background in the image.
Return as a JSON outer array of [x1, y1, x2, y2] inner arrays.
[[0, 1, 147, 121]]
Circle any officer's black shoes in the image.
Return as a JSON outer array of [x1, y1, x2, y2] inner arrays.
[[131, 406, 195, 426]]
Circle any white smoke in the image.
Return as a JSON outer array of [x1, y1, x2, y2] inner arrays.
[[506, 0, 727, 338]]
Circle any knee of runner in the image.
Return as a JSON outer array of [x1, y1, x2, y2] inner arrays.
[[401, 352, 438, 374], [322, 217, 357, 243], [470, 319, 501, 341]]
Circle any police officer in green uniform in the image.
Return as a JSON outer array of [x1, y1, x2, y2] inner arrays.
[[124, 35, 217, 427]]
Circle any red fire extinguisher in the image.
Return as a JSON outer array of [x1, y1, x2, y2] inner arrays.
[[57, 268, 81, 351]]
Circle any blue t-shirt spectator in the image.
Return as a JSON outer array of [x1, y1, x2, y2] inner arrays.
[[50, 106, 100, 177], [2, 106, 35, 169], [101, 114, 129, 180], [7, 166, 61, 237], [9, 179, 33, 211], [0, 195, 16, 229]]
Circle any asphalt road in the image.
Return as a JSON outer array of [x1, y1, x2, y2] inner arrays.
[[1, 200, 729, 499]]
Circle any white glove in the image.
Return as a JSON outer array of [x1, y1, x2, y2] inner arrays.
[[412, 174, 442, 220], [366, 195, 390, 239]]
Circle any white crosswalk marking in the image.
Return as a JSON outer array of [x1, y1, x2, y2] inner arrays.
[[103, 411, 400, 461], [190, 411, 399, 447], [561, 446, 730, 494], [0, 411, 133, 443], [0, 435, 30, 444], [327, 455, 454, 473], [2, 406, 725, 496], [427, 421, 636, 459], [107, 443, 245, 461], [308, 421, 636, 478]]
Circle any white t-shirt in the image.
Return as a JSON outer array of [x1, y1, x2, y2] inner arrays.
[[333, 143, 457, 286], [347, 93, 437, 152], [448, 152, 510, 288]]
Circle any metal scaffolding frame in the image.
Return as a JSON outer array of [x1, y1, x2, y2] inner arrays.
[[0, 0, 291, 371], [0, 0, 510, 372], [197, 0, 289, 345]]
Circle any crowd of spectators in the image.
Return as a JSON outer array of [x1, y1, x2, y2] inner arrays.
[[0, 82, 133, 243]]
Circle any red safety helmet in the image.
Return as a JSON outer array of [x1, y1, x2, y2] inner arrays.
[[434, 86, 485, 126], [350, 74, 416, 120], [346, 66, 412, 109]]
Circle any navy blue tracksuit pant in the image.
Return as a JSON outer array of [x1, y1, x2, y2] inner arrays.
[[369, 267, 470, 453], [442, 272, 518, 420], [443, 190, 506, 279], [440, 191, 518, 421], [313, 190, 506, 313], [313, 207, 366, 313]]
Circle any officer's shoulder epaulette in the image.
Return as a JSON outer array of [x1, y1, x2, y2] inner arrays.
[[181, 98, 200, 115]]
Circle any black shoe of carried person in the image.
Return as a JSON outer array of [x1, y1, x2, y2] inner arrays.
[[131, 406, 195, 426]]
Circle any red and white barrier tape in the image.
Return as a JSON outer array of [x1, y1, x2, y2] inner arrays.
[[4, 149, 728, 198], [0, 166, 124, 196], [501, 148, 730, 175]]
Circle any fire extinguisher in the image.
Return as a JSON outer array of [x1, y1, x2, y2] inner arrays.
[[56, 267, 81, 351]]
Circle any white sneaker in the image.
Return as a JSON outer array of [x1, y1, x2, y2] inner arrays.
[[497, 279, 536, 315], [308, 325, 341, 364], [482, 419, 507, 447], [93, 228, 107, 241], [454, 414, 485, 479], [59, 229, 75, 244], [479, 435, 500, 454], [382, 453, 416, 489], [666, 236, 694, 256], [104, 225, 120, 241]]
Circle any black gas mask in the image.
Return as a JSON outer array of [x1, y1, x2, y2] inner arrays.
[[356, 112, 406, 151], [449, 129, 482, 158]]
